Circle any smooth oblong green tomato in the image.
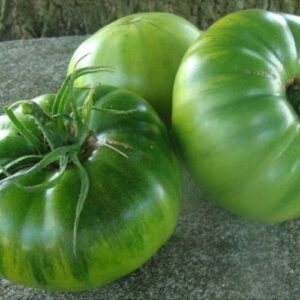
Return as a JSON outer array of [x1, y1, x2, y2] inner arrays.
[[172, 9, 300, 222], [0, 68, 181, 291], [67, 12, 200, 125]]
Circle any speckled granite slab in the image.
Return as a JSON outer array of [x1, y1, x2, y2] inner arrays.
[[0, 36, 299, 300]]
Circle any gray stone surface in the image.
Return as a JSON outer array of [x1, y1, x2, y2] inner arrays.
[[0, 36, 299, 300]]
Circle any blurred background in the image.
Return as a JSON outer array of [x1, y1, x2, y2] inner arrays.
[[0, 0, 299, 41]]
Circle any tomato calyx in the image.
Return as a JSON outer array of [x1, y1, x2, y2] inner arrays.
[[286, 77, 300, 117], [0, 64, 111, 256], [78, 131, 97, 161]]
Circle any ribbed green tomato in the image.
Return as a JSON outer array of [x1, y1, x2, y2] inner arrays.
[[67, 12, 200, 125], [0, 83, 181, 291], [173, 9, 300, 222]]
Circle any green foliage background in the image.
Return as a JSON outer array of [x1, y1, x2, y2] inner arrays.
[[0, 0, 299, 41]]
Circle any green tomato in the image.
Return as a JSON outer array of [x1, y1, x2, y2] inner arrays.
[[172, 9, 300, 222], [67, 12, 200, 125], [0, 83, 181, 291]]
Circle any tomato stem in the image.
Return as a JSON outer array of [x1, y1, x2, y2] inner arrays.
[[71, 153, 90, 257], [2, 65, 112, 256], [21, 101, 67, 150], [0, 144, 80, 186], [4, 106, 46, 153]]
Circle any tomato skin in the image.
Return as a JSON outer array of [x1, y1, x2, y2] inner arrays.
[[0, 86, 181, 291], [67, 12, 200, 125], [172, 9, 300, 222]]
